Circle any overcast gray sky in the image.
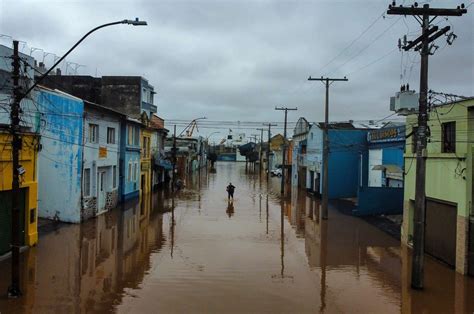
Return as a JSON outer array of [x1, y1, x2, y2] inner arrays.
[[1, 0, 473, 140]]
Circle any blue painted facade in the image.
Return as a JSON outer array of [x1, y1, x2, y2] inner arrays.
[[120, 119, 141, 201], [36, 88, 84, 223], [355, 126, 405, 216], [327, 129, 368, 198], [305, 124, 368, 199]]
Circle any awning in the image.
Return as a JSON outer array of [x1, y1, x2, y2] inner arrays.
[[372, 164, 403, 173], [155, 158, 173, 170]]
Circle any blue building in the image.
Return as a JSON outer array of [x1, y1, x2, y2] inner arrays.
[[120, 118, 142, 202], [36, 87, 84, 222], [355, 125, 405, 216], [305, 122, 369, 199]]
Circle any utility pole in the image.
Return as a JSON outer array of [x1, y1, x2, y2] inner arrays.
[[251, 134, 259, 172], [8, 40, 22, 297], [387, 1, 467, 290], [275, 107, 297, 196], [308, 76, 348, 220], [257, 128, 265, 173], [171, 125, 177, 192], [263, 123, 277, 180]]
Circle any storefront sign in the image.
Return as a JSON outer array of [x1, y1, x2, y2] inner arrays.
[[368, 126, 405, 143], [99, 146, 107, 158]]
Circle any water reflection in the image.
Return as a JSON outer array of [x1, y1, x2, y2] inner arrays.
[[226, 201, 234, 218], [0, 191, 166, 313], [0, 163, 473, 313]]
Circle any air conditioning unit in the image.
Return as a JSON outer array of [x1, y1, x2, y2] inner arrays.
[[390, 89, 419, 115]]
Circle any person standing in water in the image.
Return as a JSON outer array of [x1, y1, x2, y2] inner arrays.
[[226, 182, 236, 201]]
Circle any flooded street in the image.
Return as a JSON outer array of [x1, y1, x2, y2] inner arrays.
[[1, 162, 474, 313]]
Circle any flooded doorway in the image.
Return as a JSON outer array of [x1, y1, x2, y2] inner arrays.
[[97, 170, 107, 214], [426, 199, 457, 267], [469, 217, 474, 276]]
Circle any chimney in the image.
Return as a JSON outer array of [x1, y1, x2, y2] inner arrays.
[[56, 68, 61, 76], [38, 62, 46, 73]]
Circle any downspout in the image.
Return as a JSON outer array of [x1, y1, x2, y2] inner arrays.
[[79, 109, 86, 221]]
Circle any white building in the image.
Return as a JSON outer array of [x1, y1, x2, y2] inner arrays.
[[81, 102, 122, 220]]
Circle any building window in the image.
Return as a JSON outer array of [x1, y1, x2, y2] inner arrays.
[[128, 162, 132, 182], [411, 126, 418, 154], [107, 127, 115, 144], [113, 166, 117, 188], [84, 168, 91, 196], [134, 162, 138, 181], [442, 122, 456, 153], [128, 125, 133, 146], [89, 124, 98, 143], [143, 137, 150, 158], [134, 127, 140, 146]]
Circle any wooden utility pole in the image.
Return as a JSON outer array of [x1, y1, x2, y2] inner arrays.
[[257, 128, 265, 173], [171, 125, 177, 192], [307, 76, 348, 219], [263, 123, 277, 180], [8, 40, 22, 298], [275, 107, 297, 195], [387, 1, 467, 290]]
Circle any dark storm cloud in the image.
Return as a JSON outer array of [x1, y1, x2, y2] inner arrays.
[[0, 0, 472, 138]]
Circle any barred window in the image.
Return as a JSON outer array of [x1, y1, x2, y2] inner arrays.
[[442, 122, 456, 153]]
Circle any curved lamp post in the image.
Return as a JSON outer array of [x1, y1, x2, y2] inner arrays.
[[20, 18, 147, 101], [206, 131, 220, 140], [8, 18, 147, 299]]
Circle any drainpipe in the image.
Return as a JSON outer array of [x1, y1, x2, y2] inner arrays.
[[80, 110, 86, 221]]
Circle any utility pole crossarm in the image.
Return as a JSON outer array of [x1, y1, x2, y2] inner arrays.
[[308, 76, 348, 82], [387, 5, 467, 16]]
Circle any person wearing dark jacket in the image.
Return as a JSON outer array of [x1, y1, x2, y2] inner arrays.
[[226, 183, 236, 201]]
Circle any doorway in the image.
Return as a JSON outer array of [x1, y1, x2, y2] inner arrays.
[[469, 217, 474, 276], [97, 170, 107, 215], [425, 199, 457, 267], [0, 189, 26, 255]]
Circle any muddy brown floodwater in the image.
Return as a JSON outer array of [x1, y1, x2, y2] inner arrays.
[[1, 162, 473, 313]]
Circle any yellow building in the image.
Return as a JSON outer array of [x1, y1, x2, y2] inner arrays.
[[140, 114, 152, 198], [0, 130, 39, 255]]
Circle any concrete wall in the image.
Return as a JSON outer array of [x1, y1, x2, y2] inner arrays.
[[37, 89, 84, 223], [355, 186, 403, 216], [327, 129, 368, 199]]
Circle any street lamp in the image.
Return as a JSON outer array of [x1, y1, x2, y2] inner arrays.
[[7, 17, 147, 299], [206, 131, 220, 140], [19, 18, 147, 101]]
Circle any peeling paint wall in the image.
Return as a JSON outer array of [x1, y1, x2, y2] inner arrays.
[[37, 89, 84, 223]]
